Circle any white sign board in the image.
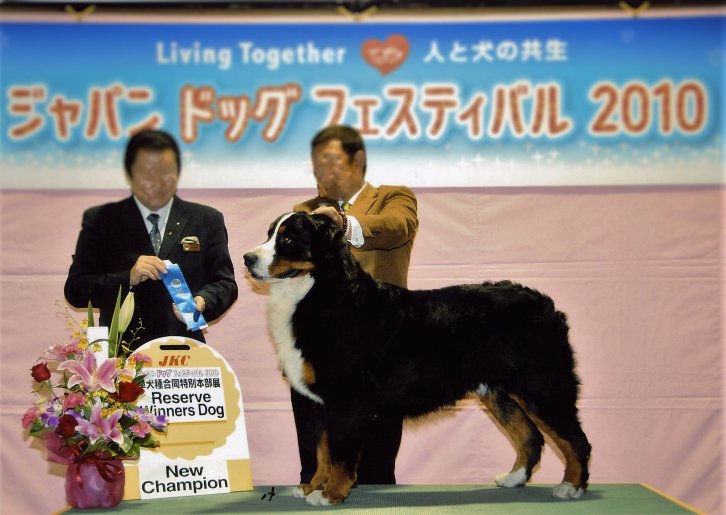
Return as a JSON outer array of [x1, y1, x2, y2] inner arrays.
[[123, 337, 253, 500]]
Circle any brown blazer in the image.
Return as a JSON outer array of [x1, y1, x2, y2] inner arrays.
[[293, 184, 418, 288]]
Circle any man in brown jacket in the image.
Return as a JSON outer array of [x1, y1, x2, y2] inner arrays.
[[292, 125, 419, 485]]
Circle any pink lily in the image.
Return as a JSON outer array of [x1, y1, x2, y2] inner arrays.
[[58, 349, 118, 393], [75, 401, 124, 445]]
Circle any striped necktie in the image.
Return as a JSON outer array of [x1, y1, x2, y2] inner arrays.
[[148, 213, 161, 255]]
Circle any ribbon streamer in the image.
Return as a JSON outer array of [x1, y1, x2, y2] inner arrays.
[[162, 261, 208, 331]]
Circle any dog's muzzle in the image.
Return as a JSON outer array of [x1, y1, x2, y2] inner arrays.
[[244, 251, 302, 281], [243, 252, 266, 280]]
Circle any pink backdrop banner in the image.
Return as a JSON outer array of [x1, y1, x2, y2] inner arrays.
[[1, 186, 723, 513]]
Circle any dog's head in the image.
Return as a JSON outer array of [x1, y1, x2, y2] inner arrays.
[[243, 212, 344, 281]]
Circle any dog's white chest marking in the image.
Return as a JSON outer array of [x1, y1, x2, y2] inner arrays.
[[268, 275, 323, 405]]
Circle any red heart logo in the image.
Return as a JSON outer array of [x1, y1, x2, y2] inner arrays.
[[361, 34, 410, 76]]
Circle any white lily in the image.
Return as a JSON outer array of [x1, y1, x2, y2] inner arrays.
[[118, 291, 135, 334], [108, 287, 135, 357]]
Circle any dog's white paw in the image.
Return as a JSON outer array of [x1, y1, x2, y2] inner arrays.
[[552, 482, 584, 500], [495, 467, 528, 488], [293, 486, 306, 498], [306, 489, 332, 506]]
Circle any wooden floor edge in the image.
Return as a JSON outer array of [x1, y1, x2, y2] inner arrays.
[[640, 482, 704, 514]]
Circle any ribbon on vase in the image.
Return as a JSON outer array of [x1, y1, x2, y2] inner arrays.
[[41, 432, 125, 483], [72, 453, 125, 485], [41, 431, 83, 464], [162, 260, 208, 332]]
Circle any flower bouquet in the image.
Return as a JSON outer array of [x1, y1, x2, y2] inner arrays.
[[22, 288, 168, 509]]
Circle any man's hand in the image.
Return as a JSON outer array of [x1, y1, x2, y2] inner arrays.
[[311, 205, 344, 227], [130, 255, 168, 286], [172, 296, 206, 324]]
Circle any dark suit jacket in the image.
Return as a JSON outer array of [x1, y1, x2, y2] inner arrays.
[[294, 184, 418, 288], [64, 195, 238, 349]]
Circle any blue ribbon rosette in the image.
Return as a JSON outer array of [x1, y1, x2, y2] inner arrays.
[[162, 260, 208, 331]]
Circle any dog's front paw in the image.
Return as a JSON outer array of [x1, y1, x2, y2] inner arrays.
[[293, 486, 307, 498], [552, 482, 584, 500], [306, 489, 334, 506], [306, 489, 349, 506], [494, 467, 528, 488]]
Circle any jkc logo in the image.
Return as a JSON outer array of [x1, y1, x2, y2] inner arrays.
[[158, 355, 191, 367]]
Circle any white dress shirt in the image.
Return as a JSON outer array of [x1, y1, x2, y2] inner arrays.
[[133, 195, 174, 248], [340, 185, 365, 248]]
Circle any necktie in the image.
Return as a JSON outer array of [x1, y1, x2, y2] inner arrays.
[[148, 213, 161, 255], [341, 201, 352, 213]]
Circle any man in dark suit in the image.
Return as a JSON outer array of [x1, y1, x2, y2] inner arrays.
[[64, 129, 237, 351], [292, 125, 419, 485]]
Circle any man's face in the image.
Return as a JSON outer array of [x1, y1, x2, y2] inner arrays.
[[129, 148, 179, 211], [311, 139, 364, 201]]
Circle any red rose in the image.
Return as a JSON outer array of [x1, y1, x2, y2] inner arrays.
[[55, 414, 78, 437], [31, 363, 51, 382], [111, 382, 145, 403]]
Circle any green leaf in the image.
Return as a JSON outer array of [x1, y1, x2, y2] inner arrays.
[[119, 434, 133, 454], [108, 286, 122, 357], [86, 301, 95, 327], [29, 425, 48, 437], [127, 441, 142, 459], [138, 435, 160, 449]]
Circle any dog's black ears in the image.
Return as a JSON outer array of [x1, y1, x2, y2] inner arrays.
[[309, 213, 346, 244], [305, 212, 355, 275], [310, 212, 341, 231]]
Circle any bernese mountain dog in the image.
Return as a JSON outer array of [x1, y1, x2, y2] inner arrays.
[[244, 212, 591, 506]]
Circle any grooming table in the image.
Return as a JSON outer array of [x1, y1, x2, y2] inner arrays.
[[61, 483, 699, 514]]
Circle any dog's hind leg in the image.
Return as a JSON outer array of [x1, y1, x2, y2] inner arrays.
[[511, 394, 591, 500], [479, 387, 544, 488]]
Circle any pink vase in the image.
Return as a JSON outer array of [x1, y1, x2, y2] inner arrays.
[[65, 456, 125, 509]]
